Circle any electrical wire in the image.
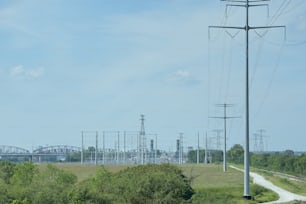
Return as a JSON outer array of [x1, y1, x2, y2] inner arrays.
[[253, 41, 286, 119], [224, 39, 234, 103]]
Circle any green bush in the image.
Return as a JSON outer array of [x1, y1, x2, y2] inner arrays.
[[70, 164, 194, 204]]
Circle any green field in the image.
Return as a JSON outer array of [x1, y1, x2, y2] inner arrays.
[[46, 163, 278, 203]]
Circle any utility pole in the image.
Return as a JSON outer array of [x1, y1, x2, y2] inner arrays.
[[81, 131, 84, 165], [204, 132, 208, 164], [209, 0, 285, 199], [103, 131, 105, 165], [197, 132, 200, 164], [210, 104, 239, 172], [117, 131, 120, 164], [124, 131, 126, 164], [155, 134, 157, 164], [95, 131, 98, 165]]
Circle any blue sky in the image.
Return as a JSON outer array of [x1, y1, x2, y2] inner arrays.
[[0, 0, 305, 152]]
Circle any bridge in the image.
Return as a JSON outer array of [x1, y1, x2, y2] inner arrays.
[[0, 145, 81, 162]]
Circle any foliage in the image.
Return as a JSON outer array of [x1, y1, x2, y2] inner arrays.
[[70, 164, 194, 204], [0, 161, 16, 184], [30, 164, 77, 204], [3, 162, 77, 204], [251, 184, 278, 203], [192, 184, 278, 204], [227, 144, 244, 164], [251, 152, 306, 176], [0, 161, 281, 204], [0, 178, 9, 204], [8, 162, 38, 203]]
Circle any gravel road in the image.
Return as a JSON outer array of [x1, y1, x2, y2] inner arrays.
[[230, 165, 306, 204]]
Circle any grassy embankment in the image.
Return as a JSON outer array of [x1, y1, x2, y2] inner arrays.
[[252, 168, 306, 196], [42, 163, 278, 203], [181, 164, 278, 204]]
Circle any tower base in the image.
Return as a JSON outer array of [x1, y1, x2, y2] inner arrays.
[[243, 195, 252, 200]]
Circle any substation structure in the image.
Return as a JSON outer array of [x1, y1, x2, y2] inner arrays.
[[80, 131, 188, 165]]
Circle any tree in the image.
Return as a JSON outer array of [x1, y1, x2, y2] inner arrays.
[[70, 164, 194, 203], [228, 144, 244, 164], [31, 164, 77, 204], [0, 161, 16, 184], [8, 162, 38, 203]]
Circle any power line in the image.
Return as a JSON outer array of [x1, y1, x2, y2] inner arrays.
[[210, 103, 239, 172], [209, 0, 286, 199]]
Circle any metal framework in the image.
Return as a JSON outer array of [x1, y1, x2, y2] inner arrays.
[[0, 145, 30, 154], [139, 114, 146, 165], [33, 145, 81, 154]]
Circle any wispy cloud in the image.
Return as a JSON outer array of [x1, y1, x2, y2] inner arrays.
[[166, 69, 201, 86], [10, 65, 44, 80]]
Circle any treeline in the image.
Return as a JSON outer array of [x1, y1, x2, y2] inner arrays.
[[188, 144, 306, 176], [187, 144, 243, 164], [251, 151, 306, 175], [0, 161, 194, 204]]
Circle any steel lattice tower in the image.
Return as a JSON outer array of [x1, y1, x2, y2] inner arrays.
[[139, 114, 146, 164]]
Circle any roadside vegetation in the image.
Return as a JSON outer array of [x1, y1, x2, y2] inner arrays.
[[181, 164, 278, 204], [0, 146, 284, 204], [254, 168, 306, 196], [0, 162, 193, 203], [189, 143, 306, 201]]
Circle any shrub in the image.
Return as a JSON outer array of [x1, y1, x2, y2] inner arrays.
[[71, 164, 194, 204]]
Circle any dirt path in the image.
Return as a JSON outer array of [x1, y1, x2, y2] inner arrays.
[[230, 165, 306, 204]]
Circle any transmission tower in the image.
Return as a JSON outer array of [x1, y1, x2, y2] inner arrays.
[[209, 0, 286, 199], [252, 133, 259, 152], [178, 133, 184, 164], [210, 104, 239, 172], [253, 129, 267, 152], [213, 129, 223, 150]]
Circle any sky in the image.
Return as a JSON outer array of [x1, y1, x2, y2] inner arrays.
[[0, 0, 305, 152]]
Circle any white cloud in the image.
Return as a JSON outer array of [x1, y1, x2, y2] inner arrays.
[[172, 70, 190, 80], [166, 70, 201, 86], [10, 65, 44, 80], [10, 65, 24, 78]]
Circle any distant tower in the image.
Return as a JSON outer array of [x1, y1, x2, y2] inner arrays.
[[139, 114, 146, 164], [150, 139, 154, 152], [176, 139, 180, 161], [179, 133, 183, 164], [150, 139, 154, 163]]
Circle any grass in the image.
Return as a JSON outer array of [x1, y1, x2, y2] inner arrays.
[[37, 163, 278, 203], [180, 164, 244, 188], [255, 169, 306, 196], [181, 164, 278, 203], [37, 163, 129, 182]]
